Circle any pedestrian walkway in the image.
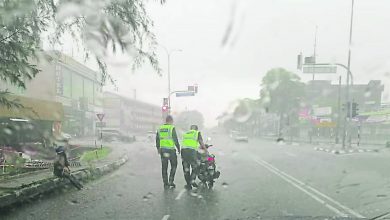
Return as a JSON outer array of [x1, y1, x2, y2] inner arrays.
[[0, 142, 130, 194], [0, 169, 85, 190]]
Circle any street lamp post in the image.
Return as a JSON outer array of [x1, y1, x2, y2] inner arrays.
[[342, 0, 355, 148], [160, 45, 182, 114]]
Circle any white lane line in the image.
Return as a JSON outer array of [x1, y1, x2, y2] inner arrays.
[[258, 159, 363, 218], [175, 189, 186, 200], [253, 159, 348, 218], [161, 215, 170, 220], [306, 185, 365, 218], [284, 152, 297, 157], [257, 159, 365, 218]]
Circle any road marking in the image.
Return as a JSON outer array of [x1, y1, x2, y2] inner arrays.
[[161, 215, 170, 220], [254, 159, 347, 217], [254, 158, 364, 218], [284, 152, 297, 157], [175, 189, 186, 200], [258, 159, 364, 218]]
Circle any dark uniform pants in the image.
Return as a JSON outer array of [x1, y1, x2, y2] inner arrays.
[[160, 148, 177, 185], [181, 148, 199, 185]]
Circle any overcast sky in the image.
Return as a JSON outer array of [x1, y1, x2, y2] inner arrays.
[[54, 0, 390, 127]]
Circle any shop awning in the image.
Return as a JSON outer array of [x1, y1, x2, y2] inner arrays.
[[0, 95, 64, 121]]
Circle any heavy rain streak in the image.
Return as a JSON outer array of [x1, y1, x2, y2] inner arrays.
[[2, 0, 390, 220]]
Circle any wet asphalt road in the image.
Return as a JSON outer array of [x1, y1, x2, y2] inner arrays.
[[3, 134, 390, 220]]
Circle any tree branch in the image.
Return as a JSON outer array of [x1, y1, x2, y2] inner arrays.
[[0, 29, 22, 43]]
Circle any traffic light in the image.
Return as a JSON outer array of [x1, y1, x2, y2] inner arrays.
[[352, 102, 359, 118], [342, 102, 359, 118], [162, 105, 168, 112], [342, 102, 351, 118], [163, 98, 168, 106], [297, 53, 302, 70]]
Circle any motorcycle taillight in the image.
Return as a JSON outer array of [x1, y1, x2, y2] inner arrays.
[[207, 157, 214, 162]]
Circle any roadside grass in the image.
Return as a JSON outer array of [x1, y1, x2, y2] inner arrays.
[[81, 147, 111, 162]]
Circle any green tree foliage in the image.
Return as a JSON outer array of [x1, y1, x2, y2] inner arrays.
[[260, 68, 305, 115], [176, 111, 205, 131], [0, 0, 162, 107]]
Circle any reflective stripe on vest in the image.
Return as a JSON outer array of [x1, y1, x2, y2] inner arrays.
[[181, 130, 199, 150], [159, 124, 175, 149]]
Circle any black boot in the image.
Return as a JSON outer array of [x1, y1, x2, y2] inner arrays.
[[169, 183, 176, 188]]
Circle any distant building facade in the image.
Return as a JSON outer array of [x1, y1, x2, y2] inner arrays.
[[305, 80, 384, 113], [1, 51, 103, 136], [103, 92, 161, 134]]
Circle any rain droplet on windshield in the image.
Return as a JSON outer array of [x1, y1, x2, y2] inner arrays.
[[3, 128, 12, 135], [67, 199, 79, 205], [142, 192, 153, 201], [222, 182, 229, 188]]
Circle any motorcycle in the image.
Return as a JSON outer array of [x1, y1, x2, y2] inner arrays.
[[198, 144, 220, 189]]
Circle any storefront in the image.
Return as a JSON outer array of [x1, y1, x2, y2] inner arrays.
[[0, 95, 64, 148]]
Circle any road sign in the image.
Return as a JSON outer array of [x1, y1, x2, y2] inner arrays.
[[188, 85, 199, 93], [313, 107, 332, 116], [317, 121, 336, 128], [96, 122, 106, 127], [96, 113, 105, 122], [304, 56, 316, 64], [302, 65, 337, 74], [176, 91, 195, 97]]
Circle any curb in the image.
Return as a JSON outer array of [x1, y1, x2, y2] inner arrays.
[[0, 155, 128, 209], [314, 147, 379, 155]]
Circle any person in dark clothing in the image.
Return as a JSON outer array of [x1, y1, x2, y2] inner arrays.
[[53, 146, 70, 177], [181, 125, 206, 190], [53, 146, 83, 190], [156, 115, 181, 189]]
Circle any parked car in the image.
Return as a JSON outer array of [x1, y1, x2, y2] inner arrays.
[[61, 133, 72, 141], [101, 129, 134, 142], [234, 133, 249, 142]]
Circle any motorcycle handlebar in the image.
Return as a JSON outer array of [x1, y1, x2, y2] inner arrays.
[[205, 144, 213, 148]]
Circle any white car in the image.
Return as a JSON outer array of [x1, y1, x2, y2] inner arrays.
[[234, 134, 249, 142]]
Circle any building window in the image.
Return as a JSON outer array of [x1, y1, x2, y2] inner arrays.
[[72, 73, 83, 100], [84, 79, 94, 104], [55, 65, 63, 96], [62, 67, 72, 98]]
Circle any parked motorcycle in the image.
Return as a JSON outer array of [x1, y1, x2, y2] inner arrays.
[[198, 144, 220, 189]]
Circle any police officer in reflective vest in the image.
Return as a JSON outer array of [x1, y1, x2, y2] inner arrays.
[[156, 115, 181, 189], [181, 124, 206, 190]]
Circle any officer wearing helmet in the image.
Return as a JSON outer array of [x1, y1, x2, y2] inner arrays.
[[181, 124, 206, 190]]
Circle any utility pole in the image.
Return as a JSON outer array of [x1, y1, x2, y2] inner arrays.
[[312, 26, 318, 81], [160, 45, 182, 114], [342, 0, 355, 149], [335, 75, 341, 144]]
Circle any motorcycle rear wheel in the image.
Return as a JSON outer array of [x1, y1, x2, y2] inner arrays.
[[208, 181, 214, 189]]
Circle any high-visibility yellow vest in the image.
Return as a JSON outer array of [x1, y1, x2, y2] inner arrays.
[[181, 130, 199, 150], [159, 124, 175, 149]]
